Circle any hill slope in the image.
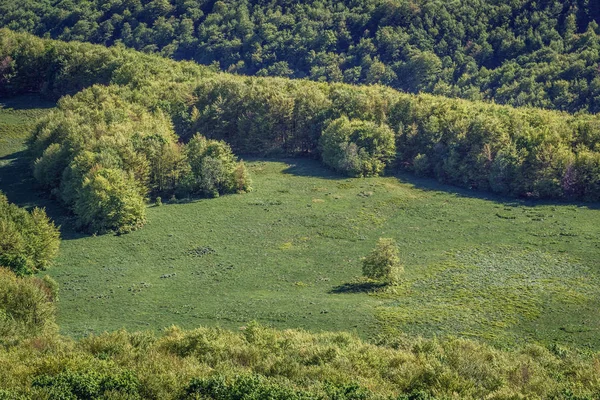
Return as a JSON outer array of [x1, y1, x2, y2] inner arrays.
[[1, 0, 600, 112]]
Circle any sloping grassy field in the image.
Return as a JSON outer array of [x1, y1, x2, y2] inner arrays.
[[1, 96, 599, 349]]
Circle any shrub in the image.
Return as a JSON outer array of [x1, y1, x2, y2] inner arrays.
[[234, 161, 252, 193], [319, 117, 396, 177], [0, 268, 57, 340], [181, 134, 250, 197], [0, 193, 60, 275], [362, 238, 403, 284], [73, 168, 146, 234], [413, 153, 431, 177], [32, 369, 140, 399]]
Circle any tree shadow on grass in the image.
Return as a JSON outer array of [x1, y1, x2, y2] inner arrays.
[[258, 157, 600, 210], [394, 170, 600, 210], [282, 160, 345, 180], [0, 151, 85, 240], [0, 95, 55, 110], [239, 156, 343, 180], [329, 281, 387, 294]]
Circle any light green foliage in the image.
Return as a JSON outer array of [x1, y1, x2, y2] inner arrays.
[[0, 325, 599, 399], [0, 193, 59, 275], [74, 168, 147, 234], [362, 238, 403, 284], [28, 86, 184, 233], [181, 134, 250, 197], [320, 117, 396, 177], [0, 268, 57, 341], [2, 30, 600, 203]]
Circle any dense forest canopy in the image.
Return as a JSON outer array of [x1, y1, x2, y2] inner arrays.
[[1, 0, 600, 113]]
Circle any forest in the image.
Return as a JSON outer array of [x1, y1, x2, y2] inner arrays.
[[2, 29, 600, 232], [1, 0, 600, 113], [0, 2, 600, 399]]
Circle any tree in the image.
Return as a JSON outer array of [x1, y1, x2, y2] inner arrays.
[[319, 117, 396, 177], [362, 238, 403, 284], [0, 268, 57, 340], [0, 193, 60, 276], [180, 133, 250, 196], [74, 168, 147, 234]]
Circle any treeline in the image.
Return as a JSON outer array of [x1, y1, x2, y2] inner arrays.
[[0, 323, 598, 399], [2, 30, 600, 232], [30, 88, 250, 233], [1, 0, 600, 113]]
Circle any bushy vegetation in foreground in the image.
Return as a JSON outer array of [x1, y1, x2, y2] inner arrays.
[[2, 0, 600, 114], [0, 324, 598, 399], [0, 192, 59, 275], [0, 268, 57, 343]]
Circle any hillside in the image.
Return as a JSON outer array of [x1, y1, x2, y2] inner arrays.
[[0, 11, 600, 399], [1, 0, 600, 112]]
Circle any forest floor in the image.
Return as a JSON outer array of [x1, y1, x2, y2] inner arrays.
[[1, 95, 599, 350]]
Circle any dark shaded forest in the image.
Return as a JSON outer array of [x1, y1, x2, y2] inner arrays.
[[2, 0, 600, 113]]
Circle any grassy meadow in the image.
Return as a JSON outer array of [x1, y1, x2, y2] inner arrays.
[[1, 96, 599, 350]]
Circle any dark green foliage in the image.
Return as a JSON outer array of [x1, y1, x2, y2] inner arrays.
[[319, 117, 396, 177], [0, 267, 57, 340], [182, 375, 316, 400], [0, 192, 59, 275], [32, 369, 140, 400], [2, 0, 600, 113], [183, 375, 373, 400]]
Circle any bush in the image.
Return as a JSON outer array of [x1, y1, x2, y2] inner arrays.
[[32, 369, 140, 399], [181, 134, 251, 197], [0, 193, 60, 275], [73, 168, 147, 234], [362, 238, 403, 284], [319, 117, 396, 177], [0, 268, 57, 340], [413, 154, 431, 177]]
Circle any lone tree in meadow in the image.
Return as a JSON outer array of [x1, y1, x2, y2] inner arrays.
[[362, 238, 403, 285]]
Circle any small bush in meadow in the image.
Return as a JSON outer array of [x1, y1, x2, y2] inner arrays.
[[362, 238, 403, 284]]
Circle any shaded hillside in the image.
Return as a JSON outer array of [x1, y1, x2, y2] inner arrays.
[[1, 0, 600, 112]]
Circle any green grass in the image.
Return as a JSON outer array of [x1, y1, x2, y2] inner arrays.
[[1, 96, 600, 349]]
